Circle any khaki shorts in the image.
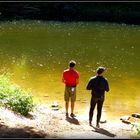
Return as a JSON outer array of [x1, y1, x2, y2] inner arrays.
[[64, 86, 76, 102]]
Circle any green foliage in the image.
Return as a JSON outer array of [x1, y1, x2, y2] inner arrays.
[[0, 74, 34, 116], [131, 124, 140, 139], [136, 125, 140, 135], [134, 125, 140, 138]]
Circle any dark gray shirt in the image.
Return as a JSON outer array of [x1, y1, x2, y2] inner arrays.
[[86, 75, 109, 98]]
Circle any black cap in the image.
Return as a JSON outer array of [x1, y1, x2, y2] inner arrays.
[[96, 66, 106, 74]]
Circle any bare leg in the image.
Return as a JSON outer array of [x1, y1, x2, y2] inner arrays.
[[71, 102, 75, 114], [65, 101, 69, 113]]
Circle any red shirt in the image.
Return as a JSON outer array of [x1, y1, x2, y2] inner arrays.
[[63, 68, 79, 87]]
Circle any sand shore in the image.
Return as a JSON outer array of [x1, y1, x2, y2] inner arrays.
[[0, 104, 137, 139]]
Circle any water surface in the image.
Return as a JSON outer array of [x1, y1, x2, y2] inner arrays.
[[0, 20, 139, 121]]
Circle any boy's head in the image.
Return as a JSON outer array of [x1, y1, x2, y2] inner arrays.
[[69, 60, 76, 68], [97, 66, 106, 75]]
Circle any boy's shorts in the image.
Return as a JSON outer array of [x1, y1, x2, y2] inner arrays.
[[64, 86, 76, 102]]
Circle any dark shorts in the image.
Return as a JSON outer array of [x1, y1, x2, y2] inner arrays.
[[64, 86, 76, 102]]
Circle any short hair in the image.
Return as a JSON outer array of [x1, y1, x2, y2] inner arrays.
[[69, 60, 76, 68], [97, 66, 106, 75]]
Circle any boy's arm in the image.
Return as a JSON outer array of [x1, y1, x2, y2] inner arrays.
[[105, 80, 109, 92], [86, 79, 93, 90], [62, 72, 65, 83]]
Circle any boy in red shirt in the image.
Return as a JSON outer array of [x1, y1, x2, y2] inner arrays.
[[62, 60, 79, 118]]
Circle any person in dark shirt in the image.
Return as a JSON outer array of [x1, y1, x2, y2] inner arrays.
[[86, 66, 109, 128]]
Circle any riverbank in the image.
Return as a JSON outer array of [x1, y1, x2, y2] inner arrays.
[[0, 3, 140, 25], [0, 104, 137, 139]]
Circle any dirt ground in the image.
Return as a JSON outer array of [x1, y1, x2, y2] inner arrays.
[[0, 104, 138, 139]]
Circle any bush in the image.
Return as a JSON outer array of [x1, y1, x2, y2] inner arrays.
[[136, 125, 140, 135], [134, 125, 140, 138], [0, 74, 35, 116], [130, 124, 140, 139]]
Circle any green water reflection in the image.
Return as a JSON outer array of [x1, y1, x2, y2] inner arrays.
[[0, 20, 139, 120]]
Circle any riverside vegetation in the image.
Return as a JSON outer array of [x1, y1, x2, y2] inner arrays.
[[0, 73, 34, 116]]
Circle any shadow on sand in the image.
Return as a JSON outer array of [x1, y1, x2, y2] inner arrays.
[[91, 125, 116, 138], [65, 116, 80, 125], [0, 123, 47, 138]]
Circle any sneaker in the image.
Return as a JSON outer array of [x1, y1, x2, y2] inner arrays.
[[66, 112, 69, 117], [96, 124, 100, 129], [70, 113, 76, 118]]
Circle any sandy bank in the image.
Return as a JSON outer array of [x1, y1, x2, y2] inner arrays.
[[0, 104, 136, 139]]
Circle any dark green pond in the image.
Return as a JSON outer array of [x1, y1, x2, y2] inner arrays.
[[0, 20, 139, 121]]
